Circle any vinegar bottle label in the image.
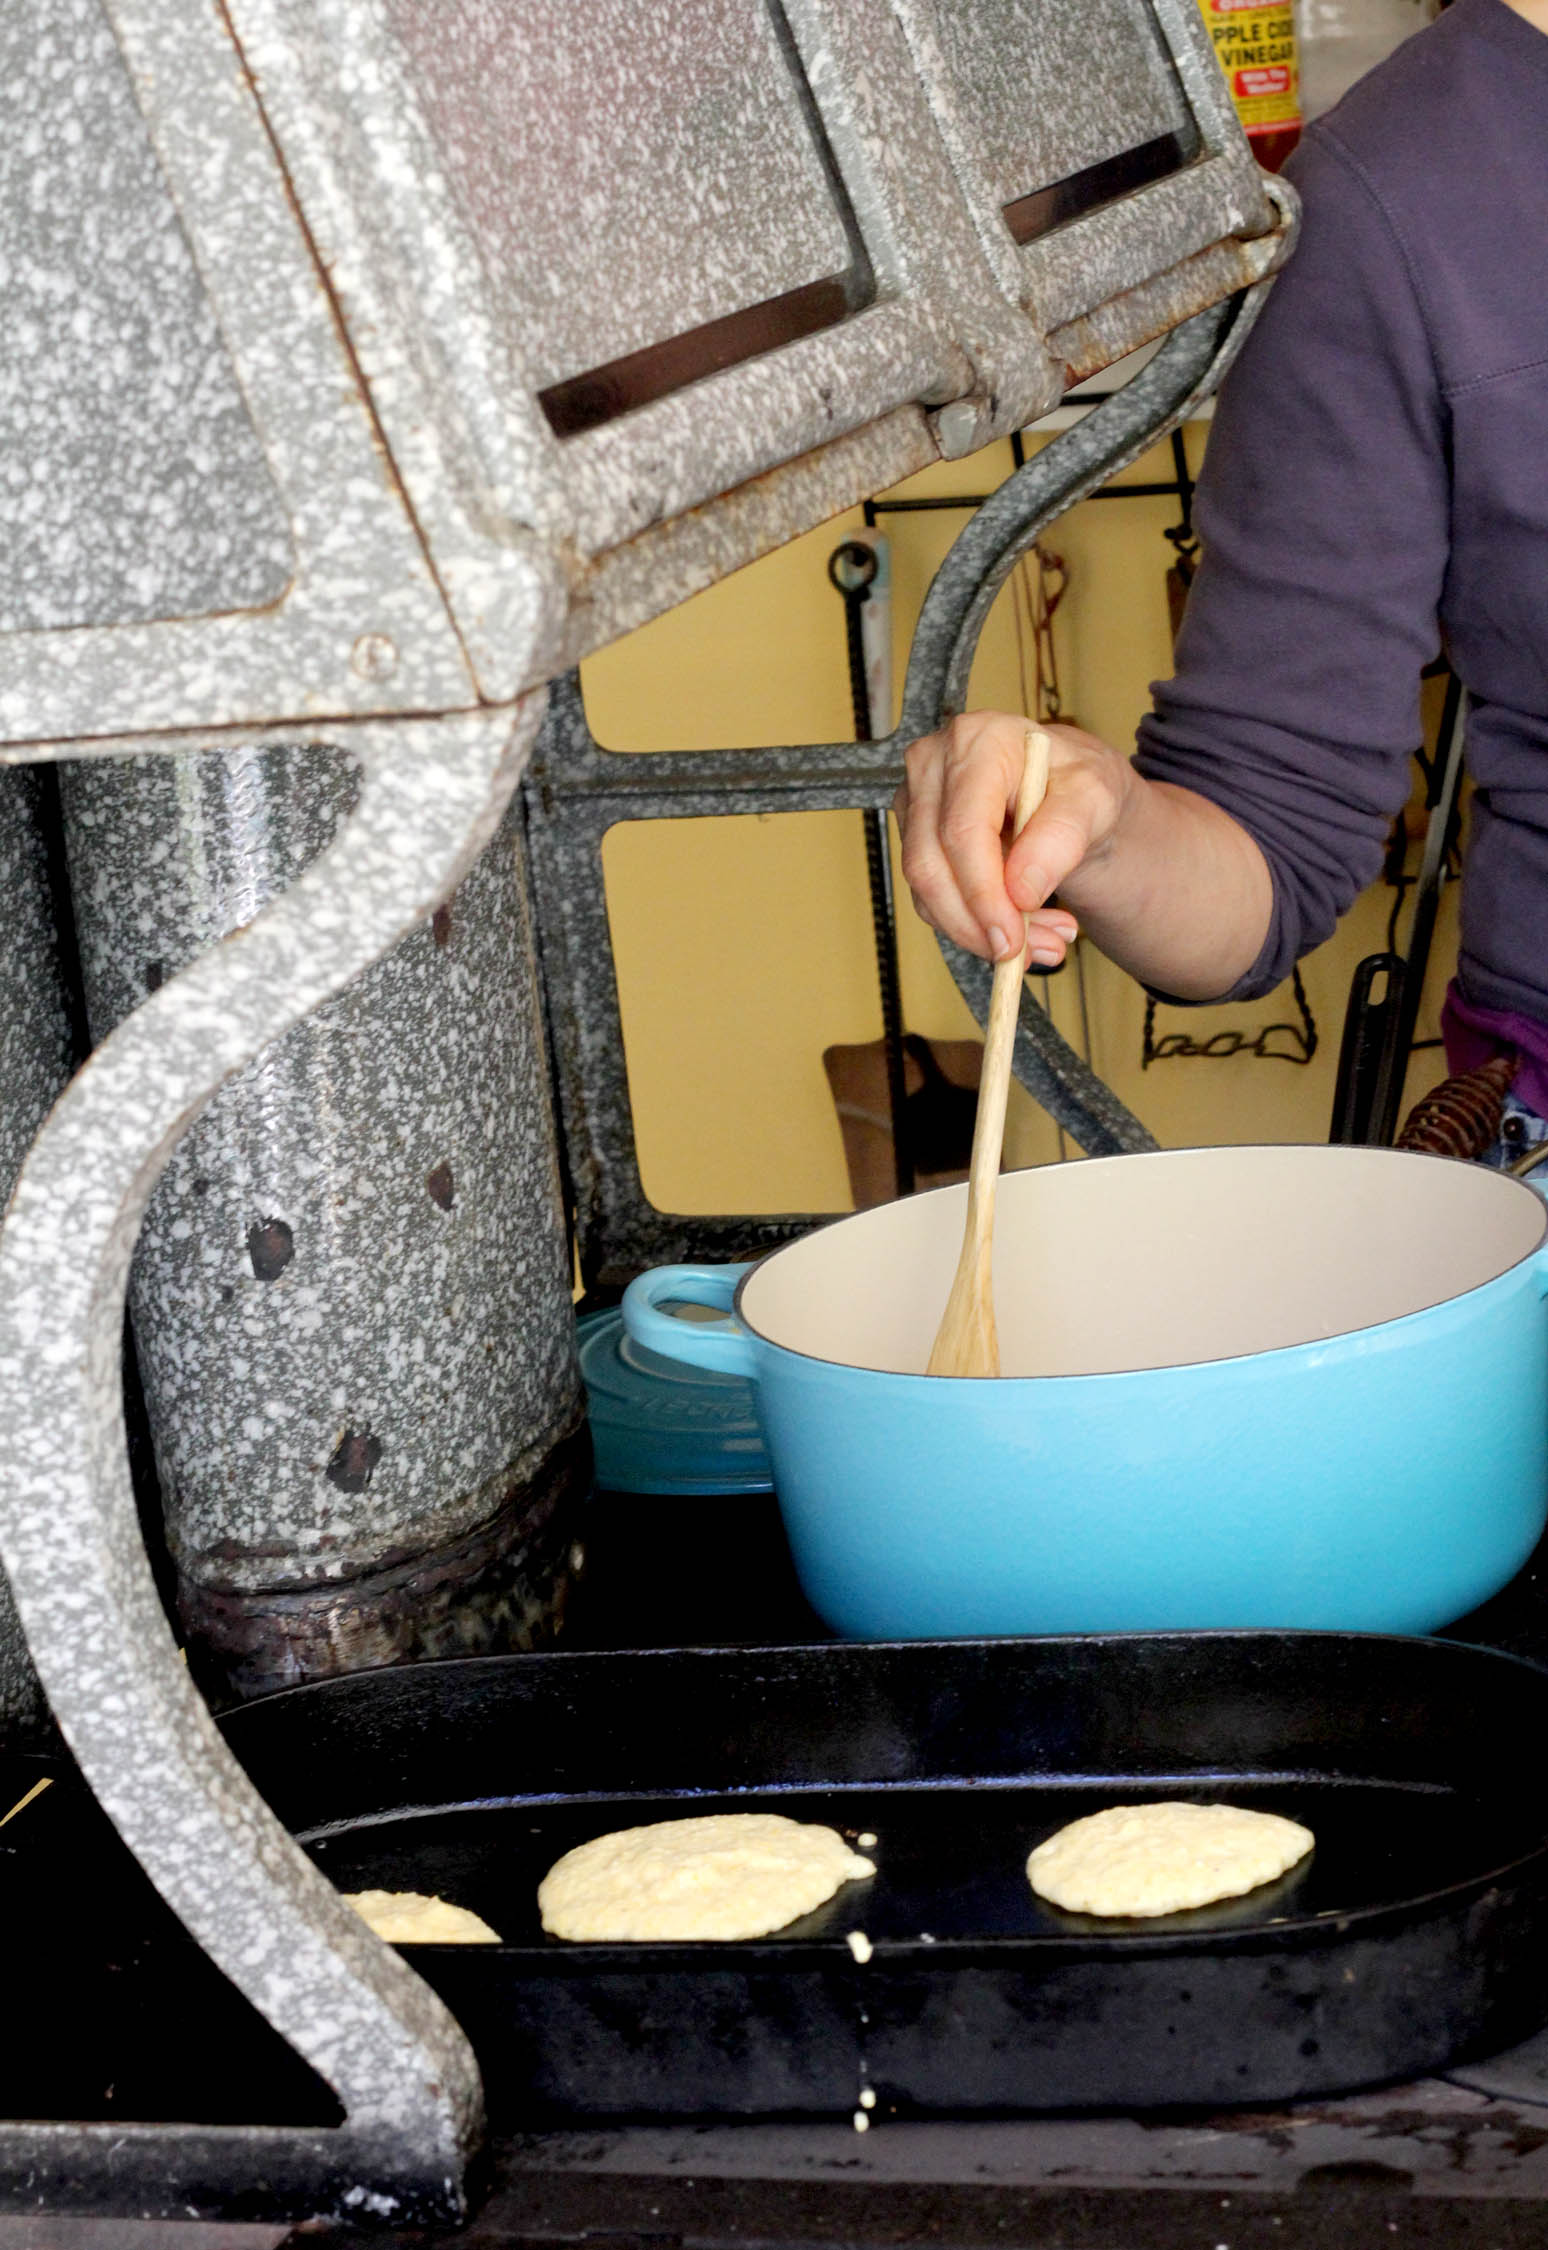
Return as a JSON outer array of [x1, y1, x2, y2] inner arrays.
[[1196, 0, 1303, 171]]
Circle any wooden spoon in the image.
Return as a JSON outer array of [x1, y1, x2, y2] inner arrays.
[[926, 723, 1052, 1378]]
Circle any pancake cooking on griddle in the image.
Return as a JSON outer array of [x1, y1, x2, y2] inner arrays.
[[1027, 1802, 1315, 1919], [538, 1814, 875, 1942]]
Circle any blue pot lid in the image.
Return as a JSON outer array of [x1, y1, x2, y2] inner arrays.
[[577, 1305, 773, 1496]]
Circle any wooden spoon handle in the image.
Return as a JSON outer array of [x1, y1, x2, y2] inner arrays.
[[965, 726, 1051, 1209], [926, 724, 1052, 1377]]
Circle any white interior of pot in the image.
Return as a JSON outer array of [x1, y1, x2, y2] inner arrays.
[[739, 1145, 1547, 1377]]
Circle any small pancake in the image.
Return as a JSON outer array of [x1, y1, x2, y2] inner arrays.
[[1027, 1801, 1314, 1918], [344, 1888, 500, 1943], [539, 1812, 876, 1942]]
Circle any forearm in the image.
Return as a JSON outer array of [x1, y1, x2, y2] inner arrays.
[[1054, 776, 1274, 1002], [896, 712, 1276, 995]]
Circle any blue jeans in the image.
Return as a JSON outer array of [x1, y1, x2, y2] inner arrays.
[[1482, 1091, 1548, 1193]]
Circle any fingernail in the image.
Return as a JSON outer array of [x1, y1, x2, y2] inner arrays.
[[987, 924, 1013, 960], [1027, 946, 1061, 967]]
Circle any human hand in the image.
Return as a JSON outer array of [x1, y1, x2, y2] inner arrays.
[[894, 711, 1134, 965]]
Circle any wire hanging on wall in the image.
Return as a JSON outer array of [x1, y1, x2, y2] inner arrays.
[[1142, 968, 1318, 1067], [1009, 541, 1068, 725], [1163, 428, 1201, 648]]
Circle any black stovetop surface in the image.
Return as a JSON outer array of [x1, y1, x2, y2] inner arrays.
[[375, 1499, 1548, 2247], [16, 1490, 1548, 2248]]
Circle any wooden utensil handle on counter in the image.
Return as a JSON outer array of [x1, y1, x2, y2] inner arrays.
[[926, 724, 1052, 1378]]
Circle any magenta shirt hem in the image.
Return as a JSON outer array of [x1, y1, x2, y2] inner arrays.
[[1441, 983, 1548, 1121]]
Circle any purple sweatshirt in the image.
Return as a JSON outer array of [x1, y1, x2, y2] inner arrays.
[[1132, 0, 1548, 1095]]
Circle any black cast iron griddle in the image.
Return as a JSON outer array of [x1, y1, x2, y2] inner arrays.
[[221, 1633, 1548, 2121]]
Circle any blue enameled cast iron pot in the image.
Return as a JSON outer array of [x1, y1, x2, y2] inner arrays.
[[621, 1145, 1548, 1639]]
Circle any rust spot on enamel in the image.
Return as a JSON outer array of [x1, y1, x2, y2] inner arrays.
[[326, 1429, 382, 1494], [247, 1217, 294, 1282]]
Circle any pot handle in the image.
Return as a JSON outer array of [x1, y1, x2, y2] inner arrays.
[[621, 1263, 759, 1380]]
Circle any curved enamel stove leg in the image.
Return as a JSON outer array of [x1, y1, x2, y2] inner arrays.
[[897, 263, 1288, 742], [0, 701, 539, 2224]]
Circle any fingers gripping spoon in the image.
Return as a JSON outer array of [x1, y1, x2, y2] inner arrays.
[[926, 725, 1052, 1378]]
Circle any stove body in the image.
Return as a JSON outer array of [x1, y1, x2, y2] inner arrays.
[[59, 748, 586, 1700], [0, 0, 1294, 2220]]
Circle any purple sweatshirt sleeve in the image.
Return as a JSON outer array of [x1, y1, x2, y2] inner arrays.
[[1132, 123, 1450, 1000]]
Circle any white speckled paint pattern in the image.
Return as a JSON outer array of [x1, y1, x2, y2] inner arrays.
[[932, 0, 1195, 207], [0, 0, 293, 634], [0, 0, 477, 747], [387, 0, 854, 391], [0, 703, 538, 2192], [60, 745, 580, 1602]]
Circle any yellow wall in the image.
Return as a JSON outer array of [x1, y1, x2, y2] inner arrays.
[[582, 420, 1455, 1219]]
